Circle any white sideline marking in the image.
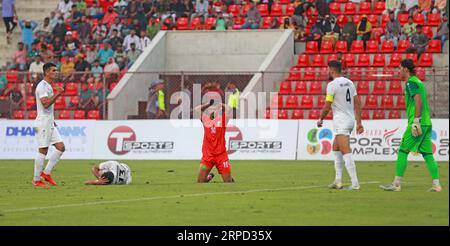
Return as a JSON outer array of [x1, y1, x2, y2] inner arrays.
[[3, 181, 380, 213]]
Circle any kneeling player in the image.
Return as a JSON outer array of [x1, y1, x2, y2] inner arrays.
[[194, 100, 234, 183], [84, 160, 132, 185]]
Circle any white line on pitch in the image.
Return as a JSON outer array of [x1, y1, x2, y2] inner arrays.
[[2, 181, 380, 213]]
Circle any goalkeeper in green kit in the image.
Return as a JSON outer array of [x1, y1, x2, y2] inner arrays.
[[380, 59, 442, 192]]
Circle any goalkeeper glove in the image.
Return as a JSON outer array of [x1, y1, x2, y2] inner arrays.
[[411, 117, 422, 137]]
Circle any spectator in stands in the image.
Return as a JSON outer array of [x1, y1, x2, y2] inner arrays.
[[19, 19, 38, 52], [397, 3, 409, 15], [62, 31, 81, 57], [270, 17, 281, 29], [103, 6, 118, 28], [88, 2, 104, 20], [70, 4, 84, 30], [53, 16, 68, 41], [408, 25, 429, 58], [418, 0, 432, 16], [49, 11, 58, 31], [143, 0, 156, 18], [146, 79, 166, 119], [52, 35, 64, 57], [108, 18, 123, 38], [215, 11, 228, 31], [94, 80, 110, 111], [57, 0, 74, 19], [10, 42, 27, 71], [27, 42, 40, 63], [78, 82, 95, 111], [322, 15, 341, 46], [147, 17, 162, 39], [104, 57, 120, 83], [292, 1, 314, 27], [0, 68, 9, 95], [163, 16, 176, 30], [126, 42, 142, 68], [381, 11, 403, 48], [385, 0, 401, 15], [2, 0, 18, 45], [75, 53, 90, 73], [108, 29, 124, 50], [341, 16, 357, 52], [35, 17, 52, 41], [356, 15, 372, 50], [61, 56, 75, 82], [135, 5, 149, 31], [78, 16, 92, 44], [241, 1, 261, 29], [86, 44, 97, 64], [97, 41, 114, 66], [74, 0, 86, 12], [182, 0, 194, 18], [404, 0, 419, 14], [91, 59, 103, 81], [139, 30, 152, 50], [171, 0, 185, 18], [192, 0, 209, 20], [316, 0, 329, 17], [126, 0, 139, 18], [29, 55, 44, 82], [306, 18, 324, 49], [93, 20, 108, 44], [280, 17, 295, 30], [402, 16, 417, 40], [39, 44, 54, 63], [434, 0, 447, 14], [114, 45, 127, 69], [123, 29, 142, 51], [8, 84, 24, 110], [434, 15, 448, 52]]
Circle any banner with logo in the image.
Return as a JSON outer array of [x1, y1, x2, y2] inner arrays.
[[92, 119, 299, 160], [0, 120, 96, 159], [297, 119, 449, 161]]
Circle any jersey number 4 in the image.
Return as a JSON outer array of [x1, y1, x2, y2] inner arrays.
[[346, 89, 351, 103]]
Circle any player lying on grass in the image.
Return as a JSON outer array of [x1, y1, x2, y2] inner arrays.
[[84, 161, 132, 185], [194, 98, 235, 183]]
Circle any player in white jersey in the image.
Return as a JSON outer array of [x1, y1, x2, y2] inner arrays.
[[317, 60, 364, 190], [84, 161, 132, 185], [32, 63, 65, 188]]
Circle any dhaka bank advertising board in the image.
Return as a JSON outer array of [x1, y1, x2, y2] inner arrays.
[[297, 119, 449, 161]]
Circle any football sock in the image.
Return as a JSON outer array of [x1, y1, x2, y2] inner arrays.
[[393, 176, 402, 187], [34, 153, 46, 182], [395, 150, 409, 179], [333, 151, 344, 184], [343, 153, 359, 187], [44, 149, 64, 174], [423, 153, 440, 180]]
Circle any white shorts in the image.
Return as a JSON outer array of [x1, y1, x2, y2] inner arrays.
[[35, 118, 63, 148], [333, 120, 355, 136]]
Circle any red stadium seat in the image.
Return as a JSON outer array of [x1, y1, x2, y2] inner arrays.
[[288, 67, 301, 80], [257, 4, 269, 17], [309, 81, 322, 94], [68, 96, 79, 109], [413, 13, 425, 25], [356, 81, 370, 95], [291, 109, 304, 119], [87, 110, 100, 120], [285, 95, 299, 109], [311, 54, 325, 67], [305, 41, 319, 54], [205, 17, 217, 29], [371, 27, 384, 41], [372, 54, 386, 67], [308, 110, 320, 119], [317, 67, 328, 80], [366, 40, 379, 53], [261, 16, 273, 29], [427, 40, 442, 53], [395, 96, 406, 109], [228, 5, 241, 17], [271, 95, 283, 108], [351, 40, 365, 53], [59, 110, 71, 119], [63, 82, 78, 96], [13, 110, 24, 119], [361, 110, 370, 120], [270, 4, 283, 17], [405, 53, 418, 64], [358, 2, 371, 14], [337, 15, 347, 28], [352, 15, 362, 25], [383, 67, 400, 80], [372, 81, 386, 95], [389, 53, 402, 67], [279, 81, 292, 94], [388, 110, 401, 119], [380, 15, 390, 28], [344, 2, 357, 15], [302, 67, 316, 81], [372, 109, 386, 119], [300, 95, 314, 109], [373, 1, 385, 14], [364, 95, 379, 109], [27, 110, 37, 119], [297, 54, 310, 67], [427, 13, 441, 26], [344, 54, 356, 67], [285, 4, 295, 16], [335, 0, 349, 2], [397, 14, 410, 26], [73, 110, 86, 119], [26, 96, 36, 110], [242, 4, 250, 15], [277, 109, 289, 119], [397, 40, 411, 53], [320, 41, 334, 54], [190, 17, 202, 29], [54, 96, 66, 110], [367, 14, 378, 27], [422, 26, 434, 39], [381, 95, 394, 109], [334, 40, 348, 53], [233, 16, 245, 26], [380, 40, 395, 53], [176, 17, 189, 30], [6, 70, 18, 83], [316, 96, 326, 108], [327, 54, 338, 64], [388, 81, 403, 95], [419, 53, 433, 67], [416, 67, 426, 80], [294, 81, 308, 94], [329, 2, 341, 15], [365, 67, 378, 80], [356, 54, 371, 67]]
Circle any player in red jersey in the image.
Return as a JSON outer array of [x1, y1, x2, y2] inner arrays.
[[194, 99, 234, 183]]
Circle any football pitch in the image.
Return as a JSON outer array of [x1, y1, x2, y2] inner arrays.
[[0, 160, 448, 226]]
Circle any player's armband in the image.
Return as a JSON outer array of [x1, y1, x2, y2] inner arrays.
[[325, 95, 334, 103]]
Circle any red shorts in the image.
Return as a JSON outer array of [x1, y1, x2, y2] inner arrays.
[[200, 153, 231, 174]]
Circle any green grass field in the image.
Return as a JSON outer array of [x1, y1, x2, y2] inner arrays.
[[0, 160, 448, 225]]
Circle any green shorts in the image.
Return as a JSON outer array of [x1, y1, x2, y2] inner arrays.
[[399, 125, 433, 155]]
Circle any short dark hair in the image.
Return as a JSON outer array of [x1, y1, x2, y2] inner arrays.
[[43, 62, 57, 75], [400, 59, 416, 74], [101, 171, 114, 184], [328, 60, 342, 73]]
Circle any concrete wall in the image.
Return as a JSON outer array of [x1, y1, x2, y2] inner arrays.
[[107, 32, 167, 120]]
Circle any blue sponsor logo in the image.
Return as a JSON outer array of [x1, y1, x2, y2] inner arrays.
[[5, 126, 86, 137]]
